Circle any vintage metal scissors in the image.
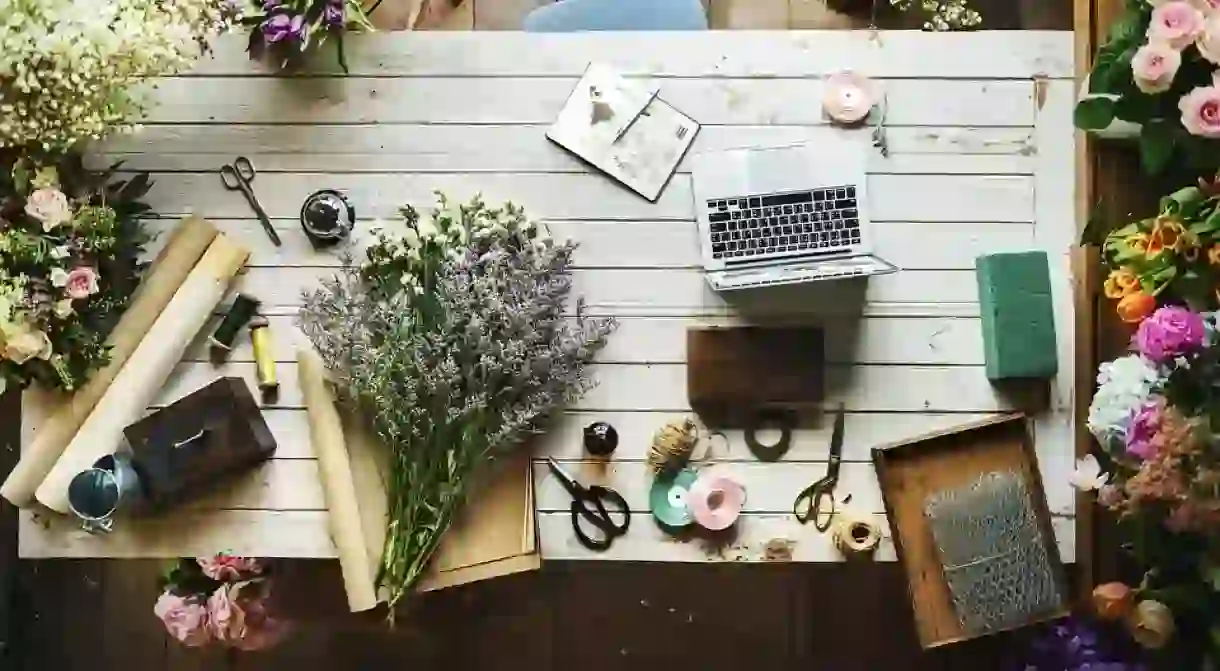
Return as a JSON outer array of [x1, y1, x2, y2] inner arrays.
[[793, 404, 844, 531], [219, 156, 282, 247], [546, 457, 630, 551]]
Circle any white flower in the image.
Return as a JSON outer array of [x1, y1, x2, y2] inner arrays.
[[416, 217, 439, 241], [25, 187, 71, 231], [53, 298, 73, 319], [49, 246, 69, 260], [49, 267, 70, 288], [1070, 454, 1110, 491], [2, 322, 52, 364], [1087, 354, 1161, 447]]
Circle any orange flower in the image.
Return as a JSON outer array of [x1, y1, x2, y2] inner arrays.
[[1208, 244, 1220, 266], [1117, 291, 1156, 323], [1147, 218, 1185, 259], [1092, 582, 1136, 622], [1103, 268, 1141, 299]]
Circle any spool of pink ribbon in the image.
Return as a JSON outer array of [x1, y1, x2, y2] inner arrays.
[[689, 468, 746, 531]]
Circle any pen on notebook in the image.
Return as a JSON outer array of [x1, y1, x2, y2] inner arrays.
[[613, 89, 659, 143]]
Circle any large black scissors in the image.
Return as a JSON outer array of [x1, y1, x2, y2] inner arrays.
[[220, 156, 282, 247], [793, 404, 844, 531], [546, 457, 630, 551]]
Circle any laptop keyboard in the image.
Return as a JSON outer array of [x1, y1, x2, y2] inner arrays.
[[705, 186, 861, 261]]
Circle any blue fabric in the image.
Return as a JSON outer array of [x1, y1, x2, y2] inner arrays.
[[523, 0, 709, 31]]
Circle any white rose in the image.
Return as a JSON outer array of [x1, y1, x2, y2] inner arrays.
[[54, 298, 73, 319], [3, 323, 52, 364], [49, 267, 70, 288], [24, 187, 71, 231]]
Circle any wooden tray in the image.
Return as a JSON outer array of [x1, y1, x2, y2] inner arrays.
[[871, 414, 1069, 649]]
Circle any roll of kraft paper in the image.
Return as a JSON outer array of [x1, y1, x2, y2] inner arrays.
[[35, 235, 250, 513], [833, 514, 882, 559], [299, 348, 380, 613], [0, 217, 219, 508]]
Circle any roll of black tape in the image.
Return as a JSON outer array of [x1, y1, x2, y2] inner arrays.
[[300, 189, 355, 248], [744, 408, 795, 462]]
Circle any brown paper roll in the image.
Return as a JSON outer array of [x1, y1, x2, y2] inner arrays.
[[34, 234, 249, 513], [1, 217, 219, 508], [299, 348, 380, 613]]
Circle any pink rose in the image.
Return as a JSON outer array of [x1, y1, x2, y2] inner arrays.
[[1135, 305, 1206, 361], [1194, 0, 1220, 15], [154, 591, 212, 648], [24, 187, 71, 231], [1199, 15, 1220, 62], [63, 267, 98, 300], [208, 579, 287, 651], [197, 553, 265, 581], [822, 71, 877, 125], [1125, 398, 1165, 461], [1148, 1, 1205, 49], [1131, 41, 1182, 93], [1180, 76, 1220, 137]]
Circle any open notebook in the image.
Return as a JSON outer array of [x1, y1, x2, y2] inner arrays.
[[547, 63, 700, 201]]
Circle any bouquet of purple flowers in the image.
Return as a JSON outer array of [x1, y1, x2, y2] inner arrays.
[[244, 0, 375, 72]]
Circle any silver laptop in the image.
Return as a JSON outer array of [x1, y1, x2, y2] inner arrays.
[[692, 143, 898, 292]]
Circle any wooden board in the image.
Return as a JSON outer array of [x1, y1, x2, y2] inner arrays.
[[20, 30, 1077, 562]]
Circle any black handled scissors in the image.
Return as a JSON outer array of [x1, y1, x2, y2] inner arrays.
[[793, 404, 844, 531], [220, 156, 282, 247], [546, 457, 630, 551]]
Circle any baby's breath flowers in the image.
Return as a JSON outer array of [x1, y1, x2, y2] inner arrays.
[[890, 0, 982, 30], [299, 194, 616, 608], [0, 0, 236, 152]]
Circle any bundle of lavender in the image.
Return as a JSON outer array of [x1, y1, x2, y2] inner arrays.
[[298, 194, 615, 608]]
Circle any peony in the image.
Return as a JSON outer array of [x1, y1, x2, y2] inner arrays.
[[1131, 41, 1182, 93], [1088, 354, 1161, 446], [197, 554, 265, 581], [63, 267, 99, 300], [1126, 600, 1176, 649], [1135, 305, 1206, 361], [154, 592, 212, 648], [2, 322, 52, 364], [1117, 291, 1156, 323], [24, 188, 71, 231], [208, 579, 287, 651], [1125, 398, 1166, 460], [1092, 582, 1136, 621], [822, 71, 877, 125], [1148, 1, 1206, 49], [1180, 74, 1220, 138]]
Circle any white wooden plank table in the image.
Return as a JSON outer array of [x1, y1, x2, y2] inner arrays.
[[19, 31, 1077, 563]]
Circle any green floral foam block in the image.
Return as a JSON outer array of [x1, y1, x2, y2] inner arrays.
[[975, 251, 1058, 381]]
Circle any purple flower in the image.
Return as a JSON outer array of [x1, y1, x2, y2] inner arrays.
[[262, 12, 309, 44], [1125, 398, 1164, 461], [1134, 305, 1205, 362], [262, 0, 280, 10], [1008, 617, 1145, 671], [324, 0, 345, 27]]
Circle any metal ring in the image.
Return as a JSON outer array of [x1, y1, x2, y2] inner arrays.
[[744, 408, 795, 462]]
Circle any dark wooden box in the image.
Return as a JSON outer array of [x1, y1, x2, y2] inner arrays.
[[125, 377, 277, 511], [871, 414, 1069, 649], [686, 326, 824, 421]]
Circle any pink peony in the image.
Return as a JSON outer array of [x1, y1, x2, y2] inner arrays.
[[208, 579, 287, 651], [154, 591, 212, 648], [1148, 1, 1206, 49], [821, 71, 877, 125], [1135, 305, 1206, 361], [197, 553, 265, 581], [1180, 76, 1220, 137], [1126, 398, 1166, 461], [1132, 41, 1182, 93], [63, 266, 98, 300]]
